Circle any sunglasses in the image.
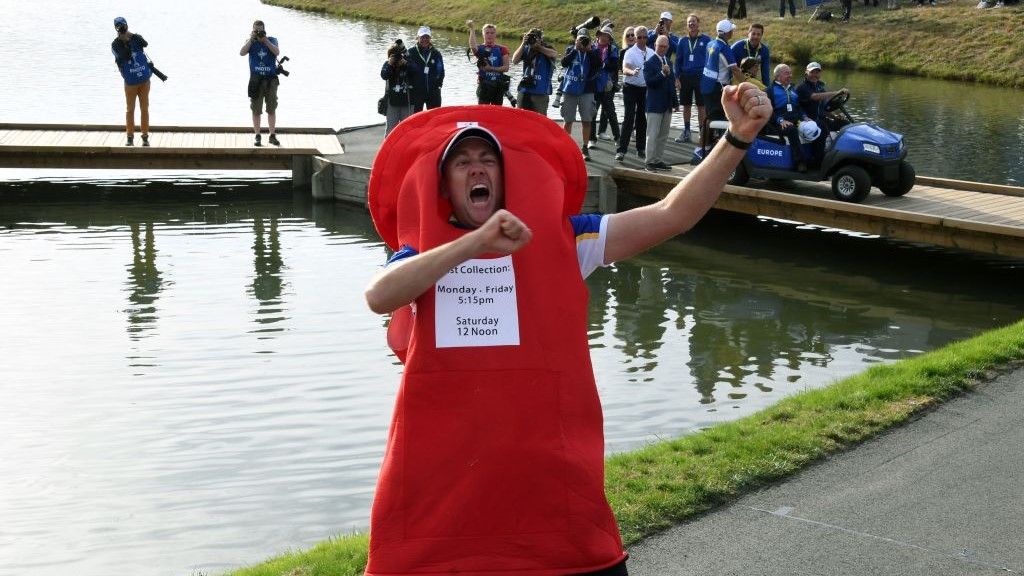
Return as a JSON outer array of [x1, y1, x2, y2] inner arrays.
[[626, 33, 635, 38]]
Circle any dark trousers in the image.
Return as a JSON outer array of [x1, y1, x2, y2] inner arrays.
[[728, 0, 748, 18], [617, 84, 647, 154], [594, 89, 620, 140], [840, 0, 852, 19], [780, 0, 797, 15], [410, 87, 442, 113], [780, 123, 804, 166]]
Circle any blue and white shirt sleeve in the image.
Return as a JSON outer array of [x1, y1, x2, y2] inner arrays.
[[385, 214, 610, 279], [570, 213, 609, 279]]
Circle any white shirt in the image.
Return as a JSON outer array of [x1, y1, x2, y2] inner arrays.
[[622, 44, 650, 87]]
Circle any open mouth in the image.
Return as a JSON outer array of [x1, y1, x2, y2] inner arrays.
[[469, 183, 490, 204]]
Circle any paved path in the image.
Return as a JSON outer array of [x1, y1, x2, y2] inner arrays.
[[627, 368, 1024, 575]]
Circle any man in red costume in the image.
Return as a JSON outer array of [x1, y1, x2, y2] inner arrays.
[[364, 82, 771, 575]]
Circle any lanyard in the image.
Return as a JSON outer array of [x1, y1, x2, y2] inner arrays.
[[687, 36, 698, 56], [413, 47, 434, 68], [746, 41, 758, 58]]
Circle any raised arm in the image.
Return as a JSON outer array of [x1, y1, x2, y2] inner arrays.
[[467, 20, 477, 53], [602, 82, 770, 264], [365, 209, 532, 314]]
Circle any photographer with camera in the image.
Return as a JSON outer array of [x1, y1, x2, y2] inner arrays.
[[511, 28, 557, 115], [240, 20, 281, 146], [559, 30, 602, 161], [468, 20, 510, 106], [380, 40, 413, 136], [111, 16, 155, 147], [648, 12, 680, 53], [407, 26, 445, 112], [590, 25, 621, 148]]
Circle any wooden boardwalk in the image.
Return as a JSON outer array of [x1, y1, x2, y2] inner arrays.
[[0, 123, 344, 170], [614, 167, 1024, 259], [320, 123, 1024, 259]]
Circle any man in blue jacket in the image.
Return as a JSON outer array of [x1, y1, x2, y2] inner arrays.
[[511, 28, 557, 115], [111, 16, 153, 147], [699, 20, 741, 157], [239, 20, 281, 146], [731, 23, 771, 87], [407, 26, 445, 112], [673, 14, 711, 143], [558, 31, 601, 161], [643, 35, 679, 172]]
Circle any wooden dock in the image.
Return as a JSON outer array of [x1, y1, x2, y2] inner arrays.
[[616, 167, 1024, 259], [322, 123, 1024, 259], [0, 123, 343, 172]]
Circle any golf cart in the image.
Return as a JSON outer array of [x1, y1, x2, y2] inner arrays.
[[724, 92, 915, 202]]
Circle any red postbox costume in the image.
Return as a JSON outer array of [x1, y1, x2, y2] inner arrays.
[[366, 106, 626, 575]]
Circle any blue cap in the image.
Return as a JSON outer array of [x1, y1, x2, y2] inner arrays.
[[114, 17, 127, 28]]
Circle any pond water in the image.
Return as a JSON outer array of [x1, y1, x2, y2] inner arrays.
[[0, 0, 1021, 184], [1, 1, 1023, 575]]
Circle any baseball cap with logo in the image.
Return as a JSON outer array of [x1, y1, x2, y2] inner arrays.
[[114, 16, 127, 28], [438, 126, 503, 174], [716, 19, 736, 33], [417, 26, 432, 37]]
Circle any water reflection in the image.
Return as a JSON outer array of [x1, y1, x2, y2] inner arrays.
[[250, 217, 287, 334], [125, 222, 164, 339]]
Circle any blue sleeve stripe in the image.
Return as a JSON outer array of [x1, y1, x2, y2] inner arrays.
[[386, 245, 419, 265], [570, 213, 603, 238]]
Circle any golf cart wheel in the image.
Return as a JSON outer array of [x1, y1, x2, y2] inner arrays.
[[831, 165, 871, 202], [881, 161, 916, 197], [729, 162, 749, 186]]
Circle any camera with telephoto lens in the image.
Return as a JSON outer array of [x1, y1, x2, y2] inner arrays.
[[275, 55, 290, 77], [569, 16, 600, 37], [256, 29, 266, 39], [149, 63, 168, 82], [525, 29, 540, 46]]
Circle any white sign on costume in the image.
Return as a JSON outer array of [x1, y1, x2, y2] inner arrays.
[[434, 256, 520, 347]]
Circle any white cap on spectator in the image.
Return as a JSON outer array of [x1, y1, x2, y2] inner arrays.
[[716, 19, 736, 33], [417, 26, 431, 37], [806, 61, 823, 72], [660, 11, 673, 20]]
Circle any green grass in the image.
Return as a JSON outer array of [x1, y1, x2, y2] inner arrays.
[[222, 319, 1024, 575], [262, 0, 1024, 87]]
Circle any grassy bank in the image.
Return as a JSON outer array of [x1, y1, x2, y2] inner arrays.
[[262, 0, 1024, 87], [224, 318, 1024, 576]]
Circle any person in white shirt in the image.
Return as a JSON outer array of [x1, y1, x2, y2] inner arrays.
[[615, 26, 650, 163]]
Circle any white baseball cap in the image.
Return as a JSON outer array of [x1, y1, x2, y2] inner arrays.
[[716, 19, 736, 33], [799, 120, 821, 144], [806, 61, 823, 72], [438, 126, 503, 174], [417, 25, 432, 37], [660, 11, 673, 20]]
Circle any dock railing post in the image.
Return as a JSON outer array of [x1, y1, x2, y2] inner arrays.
[[292, 155, 313, 190]]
